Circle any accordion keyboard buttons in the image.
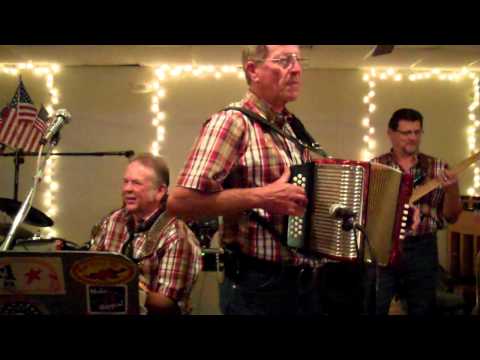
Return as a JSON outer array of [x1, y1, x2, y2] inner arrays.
[[288, 174, 307, 244]]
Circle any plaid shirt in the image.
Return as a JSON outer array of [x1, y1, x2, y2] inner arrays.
[[90, 207, 202, 314], [177, 91, 318, 266], [372, 151, 447, 236]]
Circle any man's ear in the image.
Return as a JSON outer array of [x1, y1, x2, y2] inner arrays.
[[156, 184, 167, 202], [387, 128, 394, 140], [245, 61, 259, 83]]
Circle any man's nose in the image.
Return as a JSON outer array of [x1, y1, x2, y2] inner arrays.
[[290, 59, 302, 72]]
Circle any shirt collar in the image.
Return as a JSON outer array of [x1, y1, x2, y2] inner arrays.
[[245, 91, 290, 128], [389, 148, 419, 168], [124, 206, 165, 233]]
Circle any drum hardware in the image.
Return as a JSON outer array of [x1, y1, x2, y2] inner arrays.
[[0, 198, 53, 227], [0, 223, 34, 240], [0, 146, 135, 251]]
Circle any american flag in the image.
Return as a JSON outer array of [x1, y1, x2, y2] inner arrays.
[[0, 80, 49, 152]]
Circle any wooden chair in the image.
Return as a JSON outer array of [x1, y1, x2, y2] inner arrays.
[[447, 196, 480, 313]]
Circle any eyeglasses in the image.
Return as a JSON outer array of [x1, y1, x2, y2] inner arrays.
[[264, 53, 307, 69], [395, 129, 424, 136]]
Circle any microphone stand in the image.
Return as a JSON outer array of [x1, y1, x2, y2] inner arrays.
[[1, 140, 55, 251], [1, 150, 135, 200], [339, 215, 378, 315], [0, 149, 135, 251]]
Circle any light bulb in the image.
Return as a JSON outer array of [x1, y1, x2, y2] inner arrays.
[[51, 64, 60, 73], [50, 182, 59, 192]]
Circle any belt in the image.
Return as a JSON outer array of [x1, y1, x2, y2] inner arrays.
[[236, 253, 304, 276], [405, 233, 436, 243]]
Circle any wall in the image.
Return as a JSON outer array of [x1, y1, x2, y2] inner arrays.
[[0, 66, 475, 313]]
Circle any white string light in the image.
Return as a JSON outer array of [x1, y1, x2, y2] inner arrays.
[[0, 62, 62, 236], [361, 67, 480, 196], [149, 64, 245, 156]]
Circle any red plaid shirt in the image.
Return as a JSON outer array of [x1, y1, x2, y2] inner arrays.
[[90, 207, 202, 313], [177, 91, 318, 266], [372, 151, 448, 236]]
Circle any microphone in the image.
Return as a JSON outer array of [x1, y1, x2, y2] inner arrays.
[[329, 204, 356, 219], [40, 109, 71, 145]]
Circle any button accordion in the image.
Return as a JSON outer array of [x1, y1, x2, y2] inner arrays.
[[286, 159, 413, 266]]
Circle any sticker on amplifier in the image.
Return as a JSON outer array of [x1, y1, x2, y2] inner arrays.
[[86, 285, 127, 314], [70, 256, 135, 285], [0, 257, 66, 295]]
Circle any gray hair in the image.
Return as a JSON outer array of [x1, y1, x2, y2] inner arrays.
[[241, 45, 270, 85], [129, 153, 170, 187]]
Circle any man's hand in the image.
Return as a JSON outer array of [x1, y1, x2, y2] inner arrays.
[[259, 167, 308, 216], [410, 205, 421, 233], [139, 281, 149, 293], [438, 169, 458, 192]]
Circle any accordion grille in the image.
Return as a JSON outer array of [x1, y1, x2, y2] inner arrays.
[[309, 164, 365, 260]]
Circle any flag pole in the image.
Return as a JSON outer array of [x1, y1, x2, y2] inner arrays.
[[13, 149, 24, 201]]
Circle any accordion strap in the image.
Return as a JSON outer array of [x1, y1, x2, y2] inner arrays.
[[248, 210, 286, 246], [224, 107, 328, 158], [224, 106, 323, 246]]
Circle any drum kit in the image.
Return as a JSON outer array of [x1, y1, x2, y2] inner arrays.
[[0, 197, 83, 251]]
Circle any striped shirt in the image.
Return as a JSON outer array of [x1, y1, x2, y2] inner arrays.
[[90, 208, 202, 314], [372, 151, 447, 236], [177, 91, 317, 266]]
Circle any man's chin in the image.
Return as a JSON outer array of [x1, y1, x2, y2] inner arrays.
[[405, 148, 419, 156], [125, 204, 138, 213], [284, 93, 299, 103]]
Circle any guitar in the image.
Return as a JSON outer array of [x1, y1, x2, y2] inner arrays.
[[409, 151, 480, 205]]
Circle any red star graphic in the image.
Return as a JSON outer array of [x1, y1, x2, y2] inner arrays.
[[25, 268, 42, 285]]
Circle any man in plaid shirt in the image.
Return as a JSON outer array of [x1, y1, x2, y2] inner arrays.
[[367, 108, 462, 315], [90, 154, 202, 315], [168, 45, 333, 315]]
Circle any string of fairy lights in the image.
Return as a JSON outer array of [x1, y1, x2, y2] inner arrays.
[[148, 64, 245, 156], [1, 62, 61, 237], [361, 67, 480, 196], [1, 60, 479, 239]]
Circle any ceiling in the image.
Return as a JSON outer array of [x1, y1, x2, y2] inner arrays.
[[0, 45, 480, 70]]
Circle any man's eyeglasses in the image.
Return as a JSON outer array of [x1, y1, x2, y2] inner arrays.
[[395, 129, 424, 136], [262, 53, 307, 69]]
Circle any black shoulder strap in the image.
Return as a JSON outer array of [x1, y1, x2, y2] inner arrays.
[[224, 107, 328, 158], [223, 106, 325, 246]]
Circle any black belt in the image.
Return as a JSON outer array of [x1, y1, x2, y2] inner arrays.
[[405, 233, 436, 243], [235, 253, 304, 276]]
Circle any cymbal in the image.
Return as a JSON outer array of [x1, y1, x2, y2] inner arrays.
[[0, 198, 53, 227], [0, 223, 34, 239]]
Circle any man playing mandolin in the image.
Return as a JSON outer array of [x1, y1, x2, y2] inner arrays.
[[367, 108, 463, 315]]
